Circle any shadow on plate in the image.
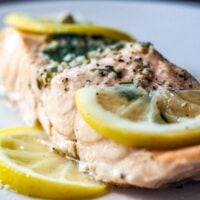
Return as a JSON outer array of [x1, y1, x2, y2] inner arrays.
[[99, 181, 200, 200]]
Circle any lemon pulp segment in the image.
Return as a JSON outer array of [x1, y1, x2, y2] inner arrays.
[[0, 127, 106, 199], [76, 85, 200, 149]]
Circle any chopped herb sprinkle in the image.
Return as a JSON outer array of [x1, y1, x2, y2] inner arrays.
[[49, 66, 58, 73], [38, 34, 124, 89], [42, 34, 118, 65], [118, 90, 143, 101], [91, 65, 121, 77], [39, 33, 154, 90], [134, 57, 142, 62]]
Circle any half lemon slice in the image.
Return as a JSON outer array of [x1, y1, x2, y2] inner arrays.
[[0, 127, 106, 199], [4, 13, 134, 41], [76, 85, 200, 149]]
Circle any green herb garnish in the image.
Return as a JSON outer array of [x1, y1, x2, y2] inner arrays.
[[42, 34, 117, 64], [91, 65, 120, 77]]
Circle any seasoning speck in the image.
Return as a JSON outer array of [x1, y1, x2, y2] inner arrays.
[[120, 173, 126, 179]]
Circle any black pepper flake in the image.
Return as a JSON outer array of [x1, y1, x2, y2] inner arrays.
[[62, 77, 69, 83], [189, 84, 193, 88], [120, 173, 126, 179], [116, 71, 122, 78], [177, 70, 186, 80], [118, 58, 125, 63], [168, 83, 173, 88], [152, 85, 157, 90], [44, 83, 48, 88], [179, 74, 184, 78], [134, 57, 142, 62], [160, 113, 169, 123]]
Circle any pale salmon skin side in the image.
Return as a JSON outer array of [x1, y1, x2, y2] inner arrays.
[[1, 27, 200, 188]]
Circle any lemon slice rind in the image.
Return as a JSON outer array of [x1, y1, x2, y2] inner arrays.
[[0, 127, 106, 199], [4, 13, 134, 42], [76, 86, 200, 149]]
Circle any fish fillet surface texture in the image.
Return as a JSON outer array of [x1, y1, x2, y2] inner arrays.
[[0, 27, 200, 188]]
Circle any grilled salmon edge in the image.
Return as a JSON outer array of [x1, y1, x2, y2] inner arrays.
[[1, 27, 200, 189]]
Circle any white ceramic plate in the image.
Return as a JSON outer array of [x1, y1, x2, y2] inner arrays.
[[0, 1, 200, 199]]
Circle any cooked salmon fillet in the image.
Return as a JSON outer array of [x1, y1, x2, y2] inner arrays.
[[1, 27, 200, 189]]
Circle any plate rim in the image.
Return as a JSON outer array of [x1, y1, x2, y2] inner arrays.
[[0, 0, 200, 13]]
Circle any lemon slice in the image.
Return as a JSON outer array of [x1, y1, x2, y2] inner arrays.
[[0, 127, 106, 199], [4, 13, 134, 41], [76, 85, 200, 149]]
